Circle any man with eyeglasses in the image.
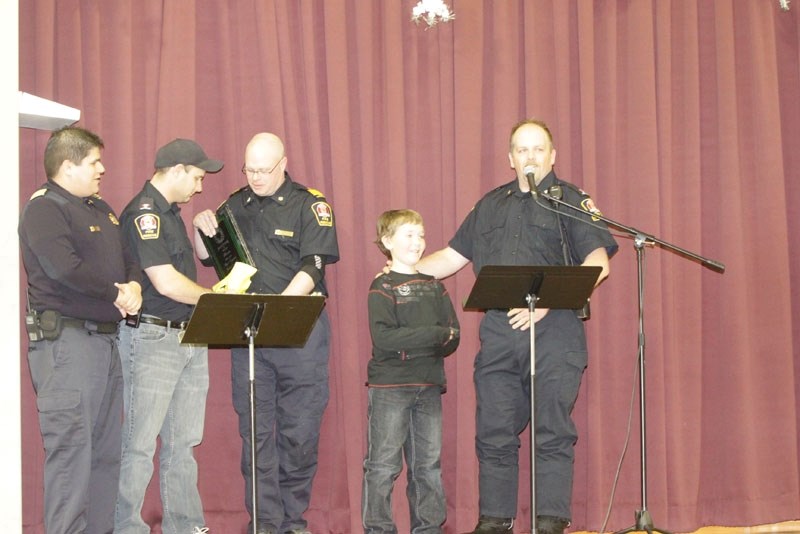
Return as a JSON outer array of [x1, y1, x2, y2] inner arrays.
[[194, 132, 340, 534]]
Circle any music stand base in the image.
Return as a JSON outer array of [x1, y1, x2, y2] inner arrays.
[[613, 510, 673, 534]]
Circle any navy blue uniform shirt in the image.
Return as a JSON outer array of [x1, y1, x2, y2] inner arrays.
[[450, 170, 618, 273], [120, 181, 196, 322], [19, 181, 141, 322], [222, 173, 340, 295]]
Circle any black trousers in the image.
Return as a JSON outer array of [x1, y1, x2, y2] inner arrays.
[[28, 325, 122, 534], [474, 309, 587, 520]]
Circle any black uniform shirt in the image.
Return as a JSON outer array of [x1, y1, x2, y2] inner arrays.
[[222, 173, 340, 295], [120, 181, 196, 322], [450, 170, 618, 275], [18, 181, 141, 322]]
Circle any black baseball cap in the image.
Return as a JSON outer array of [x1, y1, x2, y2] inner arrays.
[[154, 138, 224, 173]]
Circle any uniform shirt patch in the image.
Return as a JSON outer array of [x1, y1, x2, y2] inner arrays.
[[311, 202, 333, 227], [135, 213, 160, 240], [580, 198, 602, 221]]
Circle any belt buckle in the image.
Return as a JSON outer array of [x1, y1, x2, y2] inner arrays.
[[169, 320, 188, 331]]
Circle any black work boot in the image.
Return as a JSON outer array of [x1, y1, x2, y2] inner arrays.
[[536, 515, 570, 534], [462, 515, 514, 533]]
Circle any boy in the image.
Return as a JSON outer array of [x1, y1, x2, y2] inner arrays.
[[362, 209, 460, 534]]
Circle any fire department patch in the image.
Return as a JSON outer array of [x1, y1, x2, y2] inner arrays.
[[580, 198, 602, 221], [311, 201, 333, 227], [135, 213, 160, 240]]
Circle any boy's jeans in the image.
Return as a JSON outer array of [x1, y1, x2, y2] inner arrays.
[[362, 386, 445, 534]]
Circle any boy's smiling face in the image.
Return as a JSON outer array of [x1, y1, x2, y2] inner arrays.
[[382, 222, 426, 274]]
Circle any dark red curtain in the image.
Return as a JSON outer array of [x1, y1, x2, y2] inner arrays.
[[19, 1, 800, 532]]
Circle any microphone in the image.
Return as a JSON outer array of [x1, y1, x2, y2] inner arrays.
[[523, 165, 538, 199]]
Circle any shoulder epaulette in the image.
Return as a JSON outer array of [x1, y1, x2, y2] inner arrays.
[[29, 188, 68, 205], [559, 181, 589, 197], [305, 187, 327, 199], [228, 185, 250, 199], [292, 181, 327, 198], [137, 196, 156, 211], [29, 188, 47, 200]]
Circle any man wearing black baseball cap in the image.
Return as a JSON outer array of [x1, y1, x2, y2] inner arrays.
[[154, 138, 224, 173], [115, 138, 223, 534]]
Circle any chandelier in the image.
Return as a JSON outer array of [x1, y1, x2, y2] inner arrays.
[[411, 0, 455, 28]]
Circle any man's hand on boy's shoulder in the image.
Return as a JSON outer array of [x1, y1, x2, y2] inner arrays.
[[375, 259, 392, 278]]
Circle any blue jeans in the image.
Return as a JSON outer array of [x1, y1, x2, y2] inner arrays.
[[362, 386, 445, 534], [115, 323, 209, 534]]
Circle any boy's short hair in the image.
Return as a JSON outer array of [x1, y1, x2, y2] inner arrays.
[[375, 209, 424, 259]]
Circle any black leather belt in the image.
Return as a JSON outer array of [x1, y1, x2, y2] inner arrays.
[[61, 317, 119, 334], [139, 315, 189, 330]]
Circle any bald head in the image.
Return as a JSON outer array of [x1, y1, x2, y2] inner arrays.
[[246, 133, 285, 162]]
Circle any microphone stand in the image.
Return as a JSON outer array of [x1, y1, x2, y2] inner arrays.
[[539, 190, 724, 534]]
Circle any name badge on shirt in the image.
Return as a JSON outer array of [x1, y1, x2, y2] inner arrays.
[[274, 229, 294, 237]]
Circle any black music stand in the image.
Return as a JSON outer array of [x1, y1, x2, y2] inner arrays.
[[465, 265, 601, 534], [182, 293, 326, 534]]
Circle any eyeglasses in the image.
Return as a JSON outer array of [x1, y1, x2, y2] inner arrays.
[[242, 157, 284, 177]]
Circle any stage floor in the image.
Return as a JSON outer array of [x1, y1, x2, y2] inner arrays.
[[571, 521, 800, 534]]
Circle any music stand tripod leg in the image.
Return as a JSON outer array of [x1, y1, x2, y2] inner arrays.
[[527, 293, 538, 534], [614, 510, 673, 534]]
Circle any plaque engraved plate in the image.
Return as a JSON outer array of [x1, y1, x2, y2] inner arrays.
[[201, 204, 255, 279]]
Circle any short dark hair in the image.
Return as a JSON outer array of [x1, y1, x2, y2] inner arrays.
[[509, 118, 554, 151], [375, 209, 424, 259], [43, 126, 104, 180]]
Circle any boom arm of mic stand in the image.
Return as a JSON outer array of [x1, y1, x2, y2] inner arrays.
[[538, 192, 726, 274]]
